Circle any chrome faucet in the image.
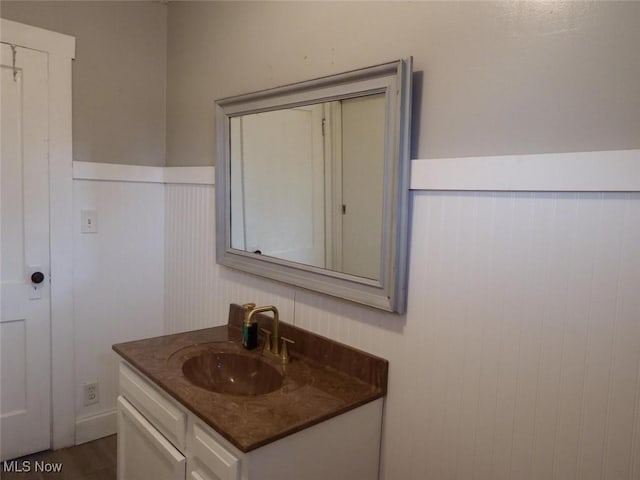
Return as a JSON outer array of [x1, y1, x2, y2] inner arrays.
[[246, 304, 294, 364]]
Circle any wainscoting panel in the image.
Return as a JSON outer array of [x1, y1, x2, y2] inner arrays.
[[164, 184, 294, 334], [73, 179, 165, 443], [295, 191, 640, 480], [165, 183, 640, 480]]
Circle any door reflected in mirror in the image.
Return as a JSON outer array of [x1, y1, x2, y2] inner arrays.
[[230, 93, 385, 280]]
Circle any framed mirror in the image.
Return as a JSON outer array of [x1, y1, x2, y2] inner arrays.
[[215, 58, 412, 313]]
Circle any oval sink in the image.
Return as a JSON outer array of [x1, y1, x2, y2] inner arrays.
[[182, 352, 283, 396]]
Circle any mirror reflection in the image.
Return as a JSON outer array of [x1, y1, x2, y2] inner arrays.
[[230, 93, 385, 280]]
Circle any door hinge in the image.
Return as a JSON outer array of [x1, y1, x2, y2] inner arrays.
[[342, 204, 346, 215], [321, 117, 326, 137]]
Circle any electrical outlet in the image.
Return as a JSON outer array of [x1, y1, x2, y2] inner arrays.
[[83, 381, 99, 406]]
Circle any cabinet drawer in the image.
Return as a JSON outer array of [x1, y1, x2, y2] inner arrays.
[[189, 421, 240, 480], [119, 362, 187, 451]]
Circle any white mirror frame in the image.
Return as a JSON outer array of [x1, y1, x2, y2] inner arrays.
[[215, 58, 412, 313]]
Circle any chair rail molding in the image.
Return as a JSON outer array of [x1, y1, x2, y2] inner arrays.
[[411, 149, 640, 192], [75, 149, 640, 192], [73, 162, 215, 185]]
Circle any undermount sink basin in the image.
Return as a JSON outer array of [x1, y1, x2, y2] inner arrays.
[[182, 351, 283, 396]]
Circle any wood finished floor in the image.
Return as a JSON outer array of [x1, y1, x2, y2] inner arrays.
[[1, 435, 116, 480]]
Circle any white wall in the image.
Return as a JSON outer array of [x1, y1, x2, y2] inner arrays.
[[1, 1, 167, 167], [73, 177, 165, 443], [163, 5, 640, 475], [69, 162, 640, 479], [5, 3, 636, 472], [164, 176, 640, 480], [166, 1, 640, 166]]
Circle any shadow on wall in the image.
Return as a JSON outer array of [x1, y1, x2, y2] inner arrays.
[[411, 70, 423, 160]]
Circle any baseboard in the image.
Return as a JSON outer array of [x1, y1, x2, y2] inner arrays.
[[75, 408, 117, 445]]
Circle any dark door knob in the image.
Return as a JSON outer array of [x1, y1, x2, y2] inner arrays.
[[31, 272, 45, 284]]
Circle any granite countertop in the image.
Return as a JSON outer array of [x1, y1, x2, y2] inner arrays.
[[112, 304, 388, 452]]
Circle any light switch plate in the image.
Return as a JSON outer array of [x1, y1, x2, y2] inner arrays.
[[81, 209, 98, 233]]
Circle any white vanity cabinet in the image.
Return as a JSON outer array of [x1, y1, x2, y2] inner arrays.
[[117, 362, 241, 480], [116, 361, 383, 480]]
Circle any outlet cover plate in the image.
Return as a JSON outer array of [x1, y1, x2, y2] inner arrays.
[[83, 381, 99, 406]]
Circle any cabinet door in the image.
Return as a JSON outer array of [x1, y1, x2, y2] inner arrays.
[[119, 362, 187, 450], [117, 396, 186, 480], [188, 422, 240, 480]]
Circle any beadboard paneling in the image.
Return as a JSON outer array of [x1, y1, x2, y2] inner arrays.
[[165, 185, 640, 480], [164, 184, 294, 333], [295, 192, 640, 480]]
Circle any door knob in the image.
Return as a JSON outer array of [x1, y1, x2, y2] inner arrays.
[[31, 271, 45, 284]]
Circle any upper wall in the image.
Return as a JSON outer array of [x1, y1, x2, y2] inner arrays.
[[166, 1, 640, 166], [0, 1, 167, 166], [3, 1, 638, 167]]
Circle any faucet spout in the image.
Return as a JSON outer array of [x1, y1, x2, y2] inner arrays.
[[247, 305, 279, 355]]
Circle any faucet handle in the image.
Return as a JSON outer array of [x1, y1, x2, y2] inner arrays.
[[280, 337, 295, 364], [260, 328, 272, 353]]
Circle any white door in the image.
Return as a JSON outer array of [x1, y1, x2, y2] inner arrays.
[[0, 43, 51, 460], [340, 94, 386, 280], [230, 105, 326, 267]]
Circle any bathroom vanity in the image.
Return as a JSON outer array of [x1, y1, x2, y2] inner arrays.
[[112, 304, 388, 480]]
